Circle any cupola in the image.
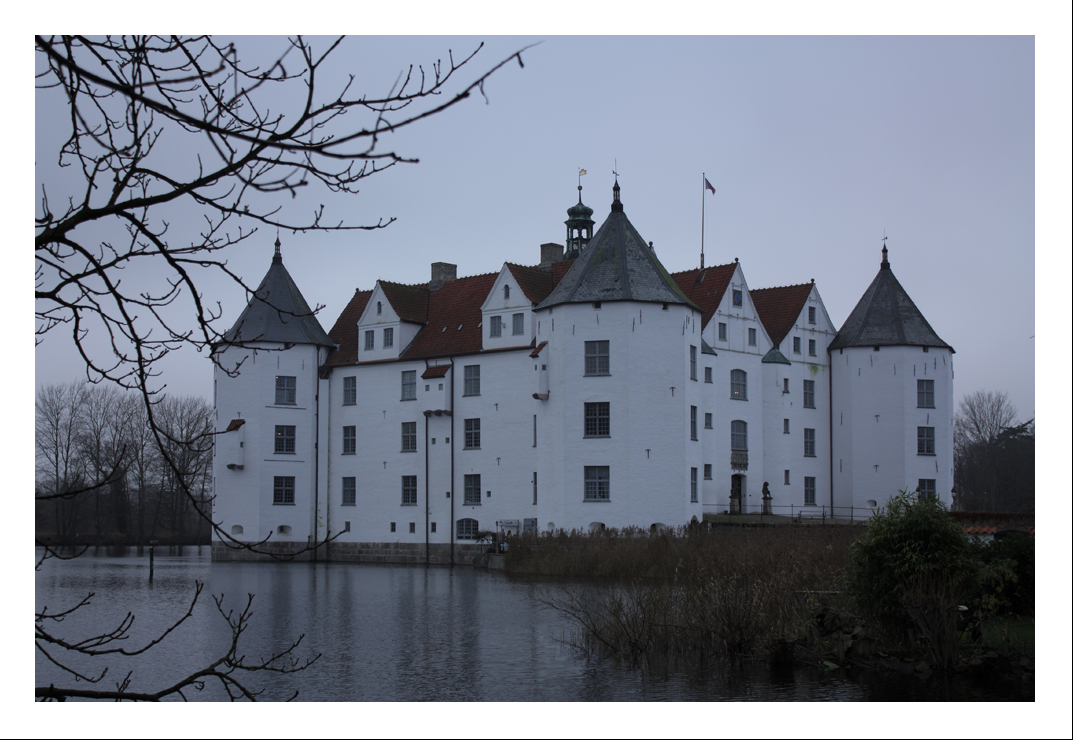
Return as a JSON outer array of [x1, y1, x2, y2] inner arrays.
[[565, 185, 595, 256]]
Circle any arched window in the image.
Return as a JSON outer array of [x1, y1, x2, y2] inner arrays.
[[730, 369, 747, 400], [230, 524, 243, 535], [731, 420, 748, 450], [457, 518, 479, 540], [277, 525, 292, 535], [504, 285, 510, 300], [376, 301, 382, 315]]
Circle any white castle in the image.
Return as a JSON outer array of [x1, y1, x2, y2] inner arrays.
[[212, 181, 954, 562]]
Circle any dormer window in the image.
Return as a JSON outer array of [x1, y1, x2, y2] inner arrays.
[[504, 285, 510, 300], [377, 301, 382, 316]]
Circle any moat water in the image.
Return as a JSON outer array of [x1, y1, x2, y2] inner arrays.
[[35, 548, 1032, 702]]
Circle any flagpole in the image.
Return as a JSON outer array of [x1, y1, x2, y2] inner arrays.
[[701, 172, 706, 269]]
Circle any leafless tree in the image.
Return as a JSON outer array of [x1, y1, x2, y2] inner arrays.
[[35, 35, 529, 701], [953, 390, 1033, 512]]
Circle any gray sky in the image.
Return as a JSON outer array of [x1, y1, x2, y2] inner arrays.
[[35, 35, 1040, 421]]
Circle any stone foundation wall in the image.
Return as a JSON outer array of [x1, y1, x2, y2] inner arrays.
[[212, 540, 488, 565]]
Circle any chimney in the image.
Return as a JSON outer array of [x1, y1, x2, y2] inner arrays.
[[539, 243, 564, 268], [430, 262, 457, 289]]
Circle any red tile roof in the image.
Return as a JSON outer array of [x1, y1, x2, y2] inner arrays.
[[530, 341, 548, 358], [421, 365, 451, 379], [751, 283, 813, 348], [506, 263, 557, 305], [400, 272, 499, 361], [380, 281, 430, 324], [325, 289, 372, 367], [225, 418, 246, 432], [670, 263, 737, 329]]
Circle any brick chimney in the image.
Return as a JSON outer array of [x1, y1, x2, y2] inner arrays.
[[430, 262, 457, 289], [539, 243, 564, 268]]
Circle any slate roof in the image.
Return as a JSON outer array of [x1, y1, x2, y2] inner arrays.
[[671, 263, 737, 329], [751, 283, 814, 348], [537, 202, 699, 311], [761, 346, 792, 365], [223, 251, 334, 347], [828, 250, 952, 352]]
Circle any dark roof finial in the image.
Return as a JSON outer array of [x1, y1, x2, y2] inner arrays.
[[611, 176, 623, 213], [881, 232, 889, 270], [274, 232, 282, 263]]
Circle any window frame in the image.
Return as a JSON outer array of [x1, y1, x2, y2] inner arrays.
[[917, 379, 935, 408], [401, 370, 417, 401], [457, 517, 479, 540], [704, 412, 713, 429], [808, 338, 816, 357], [364, 330, 374, 351], [808, 306, 816, 324], [342, 425, 356, 455], [805, 476, 816, 506], [690, 345, 697, 380], [401, 475, 417, 506], [464, 418, 481, 449], [730, 369, 747, 401], [718, 322, 727, 342], [918, 478, 937, 500], [489, 315, 502, 338], [274, 425, 296, 454], [917, 426, 935, 456], [690, 406, 698, 441], [783, 418, 790, 434], [464, 474, 482, 505], [584, 402, 610, 438], [748, 327, 757, 346], [273, 476, 295, 505], [584, 466, 610, 501], [804, 427, 816, 457], [275, 376, 296, 405], [463, 365, 481, 396], [383, 327, 394, 348], [703, 463, 712, 480], [343, 376, 356, 406], [803, 379, 815, 409], [690, 467, 698, 503], [793, 337, 801, 354], [704, 366, 713, 383], [342, 476, 356, 506], [402, 421, 417, 452], [584, 340, 610, 376], [731, 420, 748, 451], [512, 313, 524, 336]]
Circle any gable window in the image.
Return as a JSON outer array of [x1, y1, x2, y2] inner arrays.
[[718, 322, 727, 342], [808, 306, 816, 324], [748, 328, 756, 346], [273, 476, 295, 505], [383, 327, 394, 348], [504, 284, 510, 300], [584, 466, 610, 501], [803, 380, 815, 408], [342, 425, 356, 455], [808, 339, 816, 356], [703, 463, 712, 480], [457, 518, 479, 540], [275, 376, 296, 405], [804, 428, 816, 457], [731, 420, 748, 451], [463, 365, 480, 396], [376, 301, 382, 315], [401, 370, 417, 401], [690, 406, 698, 440], [584, 402, 610, 438], [805, 476, 816, 506], [343, 376, 356, 406], [464, 418, 481, 449], [917, 427, 935, 455], [402, 422, 417, 452], [584, 341, 610, 376], [464, 474, 481, 505], [691, 467, 698, 503], [793, 337, 801, 354], [342, 477, 356, 506], [704, 412, 713, 429], [783, 418, 790, 434], [917, 379, 935, 408], [274, 425, 295, 454], [704, 367, 712, 383], [364, 330, 374, 351], [513, 313, 524, 335], [489, 315, 502, 338], [730, 369, 747, 400], [917, 479, 937, 500], [690, 345, 697, 380], [402, 475, 417, 506]]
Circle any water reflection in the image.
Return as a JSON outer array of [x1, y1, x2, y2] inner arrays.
[[35, 550, 1031, 702]]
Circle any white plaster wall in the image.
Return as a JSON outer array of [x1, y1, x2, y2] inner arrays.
[[482, 266, 536, 351]]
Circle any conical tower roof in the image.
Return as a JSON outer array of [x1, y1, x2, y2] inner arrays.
[[222, 239, 334, 347], [828, 246, 952, 352], [538, 181, 699, 311]]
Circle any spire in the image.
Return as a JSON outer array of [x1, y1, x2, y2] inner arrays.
[[611, 177, 623, 213], [881, 234, 889, 270], [565, 182, 594, 256], [274, 232, 282, 263]]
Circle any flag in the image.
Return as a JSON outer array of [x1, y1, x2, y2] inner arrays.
[[579, 168, 587, 176], [704, 177, 716, 194]]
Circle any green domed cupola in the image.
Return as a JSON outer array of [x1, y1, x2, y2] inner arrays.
[[565, 185, 595, 256]]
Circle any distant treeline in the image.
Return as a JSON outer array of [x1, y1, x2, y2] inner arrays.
[[36, 382, 212, 546]]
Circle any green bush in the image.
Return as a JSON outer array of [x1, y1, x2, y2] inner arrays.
[[975, 532, 1034, 617], [847, 491, 979, 670]]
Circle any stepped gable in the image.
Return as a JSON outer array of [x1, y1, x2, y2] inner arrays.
[[400, 272, 501, 361], [751, 283, 814, 348], [325, 289, 372, 367], [223, 244, 334, 347], [829, 247, 952, 352], [379, 281, 430, 324], [671, 263, 737, 329], [537, 182, 699, 311]]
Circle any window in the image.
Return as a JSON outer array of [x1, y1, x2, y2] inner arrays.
[[275, 376, 296, 405], [793, 337, 801, 354], [584, 466, 610, 501], [730, 369, 747, 400], [917, 379, 935, 408], [273, 476, 295, 505], [584, 402, 611, 438], [704, 412, 713, 429], [690, 406, 698, 440], [704, 367, 712, 383], [703, 463, 712, 480], [783, 378, 789, 393], [364, 330, 374, 351], [390, 522, 396, 532], [805, 476, 816, 505], [402, 476, 417, 506], [917, 479, 937, 500], [464, 474, 481, 505], [748, 328, 756, 346], [463, 365, 480, 396], [917, 427, 935, 455], [457, 518, 478, 539], [344, 521, 350, 532], [803, 380, 815, 408], [343, 376, 356, 405], [504, 284, 510, 300], [464, 418, 481, 448], [409, 522, 416, 534], [808, 306, 816, 324], [783, 418, 790, 434], [342, 425, 356, 455], [690, 345, 697, 380], [513, 313, 524, 335], [804, 428, 816, 457], [690, 467, 698, 502], [376, 301, 382, 316], [784, 469, 790, 485], [808, 339, 816, 356], [731, 420, 747, 450], [401, 370, 416, 400], [489, 315, 502, 338], [533, 472, 538, 505], [718, 322, 727, 341], [274, 425, 295, 454], [584, 341, 609, 375], [533, 415, 537, 447], [431, 522, 437, 533], [402, 422, 417, 452], [383, 327, 394, 348], [342, 477, 356, 506]]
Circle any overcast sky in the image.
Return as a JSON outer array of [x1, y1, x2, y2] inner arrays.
[[34, 34, 1043, 421]]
